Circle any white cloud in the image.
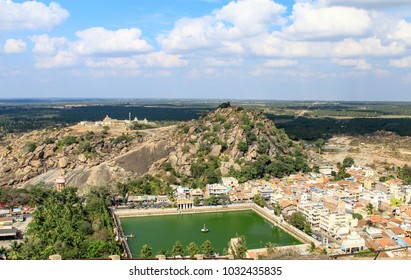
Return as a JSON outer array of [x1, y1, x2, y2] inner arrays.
[[390, 56, 411, 67], [158, 0, 286, 51], [34, 51, 77, 69], [319, 0, 411, 8], [85, 57, 139, 69], [31, 34, 69, 55], [387, 20, 411, 47], [250, 67, 275, 76], [142, 51, 188, 68], [332, 59, 372, 70], [0, 0, 69, 30], [31, 28, 162, 69], [250, 34, 405, 58], [215, 0, 286, 37], [31, 28, 154, 68], [85, 52, 188, 69], [2, 38, 27, 54], [31, 34, 74, 68], [332, 37, 404, 57], [204, 57, 243, 67], [374, 68, 390, 77], [263, 59, 298, 67], [284, 3, 373, 40], [73, 27, 153, 55], [22, 0, 411, 82]]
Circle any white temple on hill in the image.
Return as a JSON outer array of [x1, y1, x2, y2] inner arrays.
[[79, 113, 154, 128]]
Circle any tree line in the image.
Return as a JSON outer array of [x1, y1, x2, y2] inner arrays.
[[0, 187, 121, 260]]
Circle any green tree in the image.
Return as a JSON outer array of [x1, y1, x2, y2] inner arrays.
[[85, 240, 115, 259], [304, 222, 312, 235], [309, 242, 316, 253], [201, 240, 214, 257], [228, 235, 247, 259], [193, 197, 200, 207], [218, 101, 231, 108], [352, 213, 363, 220], [343, 156, 355, 168], [366, 203, 375, 215], [140, 244, 153, 259], [237, 141, 248, 153], [399, 164, 411, 184], [7, 241, 21, 260], [266, 242, 274, 254], [24, 141, 37, 153], [313, 138, 325, 154], [253, 193, 265, 207], [171, 240, 185, 257], [157, 248, 169, 257], [186, 242, 200, 258], [0, 246, 8, 259], [288, 212, 307, 231], [257, 137, 270, 154], [273, 203, 282, 216]]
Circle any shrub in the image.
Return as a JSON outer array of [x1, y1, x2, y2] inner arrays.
[[224, 121, 232, 130], [237, 141, 248, 153], [215, 113, 226, 123], [218, 101, 231, 108], [57, 136, 77, 148], [24, 142, 37, 153]]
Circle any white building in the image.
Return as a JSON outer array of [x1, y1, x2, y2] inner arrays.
[[206, 183, 229, 197], [320, 212, 353, 236], [341, 231, 365, 253], [363, 167, 375, 178], [298, 203, 329, 229], [258, 186, 274, 199]]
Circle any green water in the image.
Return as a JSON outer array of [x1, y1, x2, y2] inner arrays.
[[120, 210, 302, 257]]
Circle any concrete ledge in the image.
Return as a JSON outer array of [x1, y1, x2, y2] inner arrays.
[[48, 254, 62, 260]]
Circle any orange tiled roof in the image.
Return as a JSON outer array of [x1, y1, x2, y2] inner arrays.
[[389, 226, 404, 235], [368, 215, 383, 224], [279, 200, 295, 209], [402, 237, 411, 245], [376, 238, 395, 248], [365, 240, 379, 251], [389, 218, 404, 225]]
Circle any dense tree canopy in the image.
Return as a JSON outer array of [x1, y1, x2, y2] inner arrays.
[[11, 187, 121, 260]]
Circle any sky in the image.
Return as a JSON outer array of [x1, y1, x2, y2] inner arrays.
[[0, 0, 411, 101]]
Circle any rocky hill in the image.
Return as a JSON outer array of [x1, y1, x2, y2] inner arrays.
[[0, 106, 308, 192], [148, 106, 309, 185]]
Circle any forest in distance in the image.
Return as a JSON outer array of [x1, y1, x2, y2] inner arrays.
[[2, 99, 411, 141]]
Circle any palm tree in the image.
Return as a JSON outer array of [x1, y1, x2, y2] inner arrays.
[[186, 242, 200, 258], [171, 240, 184, 257], [0, 246, 8, 259], [266, 242, 274, 254], [140, 244, 153, 259], [366, 203, 375, 215], [7, 241, 22, 260]]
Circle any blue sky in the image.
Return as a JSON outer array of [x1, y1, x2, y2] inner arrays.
[[1, 0, 411, 100]]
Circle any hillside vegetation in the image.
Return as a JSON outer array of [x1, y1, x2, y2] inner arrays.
[[150, 106, 310, 187]]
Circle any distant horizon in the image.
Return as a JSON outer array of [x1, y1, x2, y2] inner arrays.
[[1, 97, 411, 103]]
